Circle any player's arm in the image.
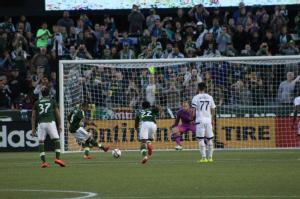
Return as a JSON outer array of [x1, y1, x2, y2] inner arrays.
[[171, 112, 180, 129], [191, 97, 197, 122], [292, 105, 300, 128], [135, 114, 140, 132], [31, 109, 37, 137], [55, 107, 62, 133], [211, 96, 217, 126]]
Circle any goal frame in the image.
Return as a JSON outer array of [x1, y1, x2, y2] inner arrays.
[[59, 55, 300, 153]]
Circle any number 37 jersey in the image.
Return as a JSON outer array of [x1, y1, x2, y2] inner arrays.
[[33, 97, 58, 123], [192, 93, 216, 124]]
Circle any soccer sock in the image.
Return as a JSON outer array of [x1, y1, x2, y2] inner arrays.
[[140, 142, 147, 157], [199, 139, 206, 159], [88, 138, 101, 148], [39, 143, 46, 163], [54, 140, 61, 160], [175, 135, 181, 146], [207, 139, 214, 158], [84, 147, 90, 156]]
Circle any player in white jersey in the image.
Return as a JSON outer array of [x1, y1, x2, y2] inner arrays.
[[192, 82, 216, 163], [292, 93, 300, 142]]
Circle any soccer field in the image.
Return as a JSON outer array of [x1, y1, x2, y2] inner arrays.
[[0, 150, 299, 199]]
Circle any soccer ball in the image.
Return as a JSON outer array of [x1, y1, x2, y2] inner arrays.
[[112, 148, 121, 158]]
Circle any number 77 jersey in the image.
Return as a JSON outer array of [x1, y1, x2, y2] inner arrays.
[[192, 93, 216, 124]]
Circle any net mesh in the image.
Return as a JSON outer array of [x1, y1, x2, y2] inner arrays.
[[61, 57, 300, 152]]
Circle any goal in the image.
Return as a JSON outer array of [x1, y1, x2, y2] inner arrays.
[[59, 56, 300, 153]]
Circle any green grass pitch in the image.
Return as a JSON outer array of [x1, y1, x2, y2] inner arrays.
[[0, 150, 299, 199]]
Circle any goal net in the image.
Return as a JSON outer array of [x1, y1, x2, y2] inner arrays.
[[59, 56, 300, 152]]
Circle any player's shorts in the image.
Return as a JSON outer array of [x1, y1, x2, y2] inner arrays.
[[176, 124, 196, 134], [139, 121, 157, 140], [72, 127, 90, 143], [196, 122, 214, 139], [37, 121, 59, 141]]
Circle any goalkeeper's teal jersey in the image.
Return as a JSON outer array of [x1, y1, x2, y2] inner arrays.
[[135, 108, 159, 124]]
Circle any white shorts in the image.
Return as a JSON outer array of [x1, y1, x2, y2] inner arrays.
[[139, 121, 157, 140], [37, 121, 59, 141], [196, 122, 214, 139], [72, 127, 90, 143]]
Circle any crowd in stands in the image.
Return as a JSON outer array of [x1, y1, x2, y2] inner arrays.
[[1, 3, 300, 110]]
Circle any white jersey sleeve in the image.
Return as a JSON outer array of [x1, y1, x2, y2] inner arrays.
[[294, 96, 300, 106]]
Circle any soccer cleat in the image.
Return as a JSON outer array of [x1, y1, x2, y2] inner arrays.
[[141, 156, 148, 164], [54, 159, 66, 167], [40, 162, 49, 168], [208, 158, 213, 162], [147, 143, 153, 156], [175, 145, 183, 151], [198, 158, 208, 163], [101, 146, 110, 152], [83, 155, 92, 159]]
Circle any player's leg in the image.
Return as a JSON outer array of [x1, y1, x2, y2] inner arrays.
[[47, 122, 65, 167], [37, 123, 48, 168], [205, 123, 214, 162], [147, 122, 157, 156], [171, 126, 183, 150], [139, 122, 149, 164], [72, 127, 92, 158], [196, 123, 207, 163], [86, 136, 109, 152]]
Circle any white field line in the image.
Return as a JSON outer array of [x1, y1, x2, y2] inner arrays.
[[98, 195, 300, 199], [0, 189, 97, 199]]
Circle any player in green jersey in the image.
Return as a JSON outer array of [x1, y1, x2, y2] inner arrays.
[[31, 87, 65, 168], [135, 101, 160, 164], [68, 102, 109, 159]]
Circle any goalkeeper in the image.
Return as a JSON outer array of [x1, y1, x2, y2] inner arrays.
[[171, 100, 196, 151], [68, 102, 109, 159]]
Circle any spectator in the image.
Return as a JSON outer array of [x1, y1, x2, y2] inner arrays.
[[195, 21, 208, 50], [233, 2, 247, 24], [151, 19, 163, 38], [83, 29, 97, 56], [224, 42, 238, 57], [232, 24, 248, 53], [125, 80, 140, 109], [0, 50, 12, 70], [120, 31, 134, 48], [262, 30, 278, 55], [51, 25, 65, 57], [248, 72, 264, 105], [184, 35, 196, 54], [277, 72, 300, 104], [188, 4, 209, 25], [8, 68, 23, 109], [36, 22, 51, 49], [104, 15, 116, 37], [209, 18, 222, 39], [57, 11, 75, 34], [148, 36, 162, 53], [158, 30, 172, 50], [139, 29, 151, 47], [256, 42, 271, 56], [249, 31, 261, 52], [0, 16, 15, 33], [146, 9, 160, 32], [0, 75, 11, 109], [145, 74, 159, 106], [216, 26, 231, 55], [271, 5, 288, 34], [174, 8, 188, 26], [138, 46, 152, 59], [119, 43, 135, 59], [163, 19, 174, 40], [74, 44, 93, 59], [16, 15, 31, 33], [279, 40, 299, 55], [294, 10, 300, 36], [152, 45, 164, 59], [168, 45, 184, 58], [278, 26, 291, 48], [203, 42, 221, 57], [165, 81, 181, 109], [163, 42, 173, 58], [241, 44, 256, 56], [128, 4, 145, 34]]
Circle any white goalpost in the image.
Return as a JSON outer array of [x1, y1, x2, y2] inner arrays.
[[59, 56, 300, 153]]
